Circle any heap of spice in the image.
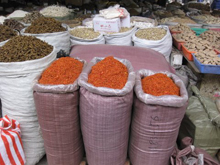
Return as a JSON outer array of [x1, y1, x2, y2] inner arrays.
[[24, 17, 66, 34], [21, 11, 44, 24], [39, 57, 83, 85], [0, 36, 53, 62], [0, 24, 17, 42], [88, 56, 128, 89], [141, 73, 180, 96]]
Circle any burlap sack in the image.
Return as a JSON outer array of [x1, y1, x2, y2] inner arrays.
[[129, 69, 188, 165], [33, 58, 85, 165], [78, 57, 135, 165]]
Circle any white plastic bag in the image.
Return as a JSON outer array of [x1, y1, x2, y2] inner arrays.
[[104, 26, 137, 46], [21, 24, 70, 54], [0, 48, 57, 165], [132, 25, 172, 62], [69, 26, 105, 46], [99, 4, 129, 19]]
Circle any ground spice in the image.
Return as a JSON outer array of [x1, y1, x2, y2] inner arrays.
[[141, 73, 180, 96], [39, 57, 83, 85], [88, 56, 128, 89]]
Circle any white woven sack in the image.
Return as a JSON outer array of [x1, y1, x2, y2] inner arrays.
[[0, 47, 57, 165], [69, 26, 105, 46], [21, 24, 70, 54], [132, 25, 172, 62], [104, 26, 137, 46]]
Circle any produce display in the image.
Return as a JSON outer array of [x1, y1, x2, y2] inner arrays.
[[39, 57, 83, 85], [88, 56, 128, 89], [141, 73, 180, 96], [194, 52, 220, 65], [69, 27, 101, 39], [172, 31, 196, 42], [160, 17, 196, 24], [135, 27, 167, 40], [0, 24, 17, 42], [21, 11, 44, 24], [40, 5, 72, 17], [24, 17, 66, 34], [169, 23, 193, 33], [0, 36, 53, 62], [184, 39, 216, 55], [192, 14, 220, 24], [200, 30, 220, 51], [3, 19, 25, 31]]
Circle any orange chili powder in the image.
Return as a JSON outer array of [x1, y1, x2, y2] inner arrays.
[[39, 57, 83, 85], [141, 73, 180, 96], [88, 56, 128, 89]]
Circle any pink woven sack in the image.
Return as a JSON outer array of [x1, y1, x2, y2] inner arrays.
[[129, 69, 188, 165], [171, 137, 220, 165], [33, 58, 85, 165], [78, 57, 135, 165]]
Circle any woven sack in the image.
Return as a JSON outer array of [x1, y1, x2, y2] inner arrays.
[[33, 58, 85, 165], [78, 57, 135, 165], [129, 69, 188, 165]]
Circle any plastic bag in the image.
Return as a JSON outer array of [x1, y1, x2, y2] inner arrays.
[[0, 115, 26, 165], [178, 86, 220, 157], [171, 137, 219, 165], [99, 4, 129, 19]]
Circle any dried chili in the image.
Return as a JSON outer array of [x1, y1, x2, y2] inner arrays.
[[141, 73, 180, 96], [88, 56, 128, 89], [39, 57, 83, 85]]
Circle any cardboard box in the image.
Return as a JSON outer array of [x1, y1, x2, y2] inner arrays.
[[93, 15, 121, 32]]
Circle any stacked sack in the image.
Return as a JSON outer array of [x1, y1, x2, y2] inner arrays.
[[33, 57, 85, 165], [78, 56, 135, 165]]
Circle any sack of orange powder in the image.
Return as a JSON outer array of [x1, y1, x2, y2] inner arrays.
[[78, 56, 135, 165], [33, 57, 86, 165], [129, 69, 188, 165]]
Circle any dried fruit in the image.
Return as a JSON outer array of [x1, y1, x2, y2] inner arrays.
[[0, 36, 53, 62]]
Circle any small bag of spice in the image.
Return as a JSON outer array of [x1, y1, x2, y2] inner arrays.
[[33, 57, 85, 165], [78, 56, 135, 165], [129, 69, 188, 165]]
